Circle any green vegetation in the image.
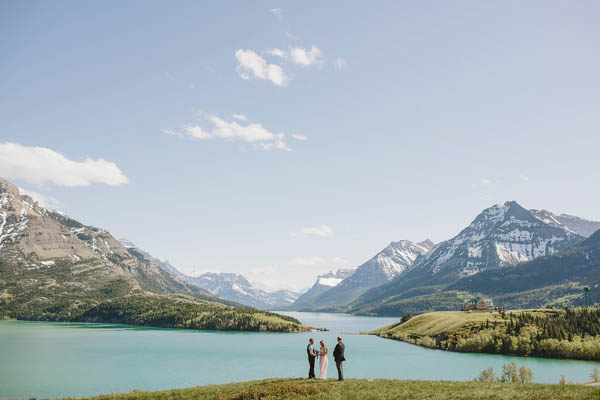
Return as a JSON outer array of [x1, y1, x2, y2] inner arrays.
[[77, 295, 307, 332], [0, 257, 308, 332], [78, 378, 600, 400], [477, 363, 534, 384], [372, 308, 600, 360]]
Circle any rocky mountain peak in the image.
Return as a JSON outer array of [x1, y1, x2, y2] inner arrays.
[[410, 201, 583, 278]]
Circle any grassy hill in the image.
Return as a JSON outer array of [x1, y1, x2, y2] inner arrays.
[[81, 378, 599, 400], [371, 308, 600, 361]]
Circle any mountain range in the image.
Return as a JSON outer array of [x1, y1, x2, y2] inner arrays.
[[118, 239, 299, 310], [289, 239, 434, 310], [348, 201, 594, 315], [287, 200, 599, 316], [0, 177, 305, 332]]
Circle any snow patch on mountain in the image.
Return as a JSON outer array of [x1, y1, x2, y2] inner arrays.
[[412, 201, 582, 278]]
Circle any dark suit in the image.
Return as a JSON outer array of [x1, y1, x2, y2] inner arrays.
[[307, 343, 317, 378], [333, 341, 345, 381]]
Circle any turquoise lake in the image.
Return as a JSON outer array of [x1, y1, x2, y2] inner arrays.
[[1, 312, 599, 399]]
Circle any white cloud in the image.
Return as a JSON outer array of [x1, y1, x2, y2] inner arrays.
[[270, 8, 283, 19], [18, 187, 60, 209], [480, 178, 491, 185], [235, 49, 287, 87], [289, 45, 323, 66], [0, 142, 129, 187], [266, 48, 288, 59], [292, 134, 308, 141], [293, 225, 335, 237], [165, 114, 291, 151], [520, 174, 529, 182], [232, 114, 248, 121], [334, 57, 346, 70]]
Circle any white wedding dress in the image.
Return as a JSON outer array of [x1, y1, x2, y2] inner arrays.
[[318, 346, 328, 379]]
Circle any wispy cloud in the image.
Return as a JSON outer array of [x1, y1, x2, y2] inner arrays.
[[267, 45, 323, 67], [292, 225, 335, 237], [284, 31, 297, 41], [292, 134, 308, 141], [0, 142, 129, 187], [519, 174, 529, 182], [480, 178, 491, 185], [165, 114, 291, 151], [334, 57, 346, 70], [270, 8, 283, 20], [18, 187, 60, 209], [232, 114, 248, 121], [235, 49, 287, 87]]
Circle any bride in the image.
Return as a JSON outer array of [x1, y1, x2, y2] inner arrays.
[[318, 340, 328, 379]]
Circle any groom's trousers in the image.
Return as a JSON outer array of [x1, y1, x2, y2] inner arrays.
[[308, 356, 316, 378], [336, 361, 344, 381]]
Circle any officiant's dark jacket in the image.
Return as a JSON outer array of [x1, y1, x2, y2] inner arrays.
[[333, 342, 345, 362]]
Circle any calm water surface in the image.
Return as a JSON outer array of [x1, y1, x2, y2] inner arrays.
[[1, 312, 599, 399]]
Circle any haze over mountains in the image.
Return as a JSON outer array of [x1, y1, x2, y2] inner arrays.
[[119, 239, 300, 310]]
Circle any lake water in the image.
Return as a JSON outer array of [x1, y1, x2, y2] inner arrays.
[[1, 312, 599, 399]]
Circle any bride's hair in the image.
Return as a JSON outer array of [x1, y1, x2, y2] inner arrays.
[[320, 340, 327, 351]]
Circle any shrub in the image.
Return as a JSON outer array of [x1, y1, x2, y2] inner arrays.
[[501, 362, 519, 383], [518, 365, 534, 384], [477, 367, 497, 383]]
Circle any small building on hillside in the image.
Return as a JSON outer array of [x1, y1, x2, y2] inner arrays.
[[463, 297, 494, 311]]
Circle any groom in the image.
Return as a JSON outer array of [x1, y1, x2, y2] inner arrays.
[[333, 336, 345, 381], [306, 338, 318, 379]]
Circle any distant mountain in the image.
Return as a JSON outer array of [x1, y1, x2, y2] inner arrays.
[[291, 268, 356, 308], [294, 240, 434, 310], [181, 272, 300, 310], [530, 209, 600, 238], [118, 239, 300, 310], [0, 177, 305, 332], [450, 228, 600, 308], [350, 201, 584, 316]]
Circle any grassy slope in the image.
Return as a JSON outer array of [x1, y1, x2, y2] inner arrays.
[[372, 311, 503, 337], [370, 309, 600, 361], [82, 378, 599, 400]]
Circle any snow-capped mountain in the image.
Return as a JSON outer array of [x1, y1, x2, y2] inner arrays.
[[295, 239, 434, 310], [291, 268, 356, 308], [350, 201, 585, 315], [181, 272, 299, 310], [412, 201, 583, 279], [530, 209, 600, 238], [119, 238, 302, 310]]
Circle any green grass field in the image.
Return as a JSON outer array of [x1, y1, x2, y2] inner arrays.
[[81, 378, 600, 400]]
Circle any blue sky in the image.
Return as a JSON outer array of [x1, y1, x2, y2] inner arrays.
[[1, 1, 599, 291]]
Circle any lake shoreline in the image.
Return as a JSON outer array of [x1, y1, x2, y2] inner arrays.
[[3, 313, 598, 398]]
